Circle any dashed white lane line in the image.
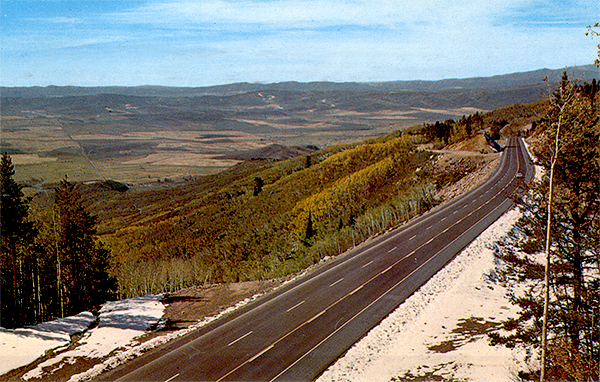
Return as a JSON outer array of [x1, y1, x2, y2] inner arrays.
[[387, 246, 397, 253], [362, 260, 374, 268], [228, 331, 253, 347], [164, 373, 180, 382], [408, 234, 417, 241], [287, 300, 306, 313], [330, 278, 344, 287]]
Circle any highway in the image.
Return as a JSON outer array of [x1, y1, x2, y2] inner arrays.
[[102, 137, 533, 382]]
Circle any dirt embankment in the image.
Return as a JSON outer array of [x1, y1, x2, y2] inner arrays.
[[433, 152, 500, 202], [162, 280, 282, 329], [424, 134, 502, 202]]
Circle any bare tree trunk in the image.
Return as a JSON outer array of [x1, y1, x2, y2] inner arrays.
[[540, 113, 562, 382], [52, 207, 64, 318]]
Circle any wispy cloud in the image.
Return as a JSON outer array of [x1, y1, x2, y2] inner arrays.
[[2, 34, 132, 52], [496, 0, 599, 27], [108, 0, 522, 30], [28, 16, 83, 24]]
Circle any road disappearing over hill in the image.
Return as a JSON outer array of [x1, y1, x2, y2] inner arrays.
[[103, 137, 533, 382]]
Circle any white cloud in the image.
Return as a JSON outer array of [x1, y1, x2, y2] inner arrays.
[[2, 34, 131, 52], [109, 0, 527, 30], [28, 16, 83, 24]]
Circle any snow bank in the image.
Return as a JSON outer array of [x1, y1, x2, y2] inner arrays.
[[21, 295, 164, 380], [0, 312, 96, 375], [523, 140, 543, 182], [318, 208, 526, 382]]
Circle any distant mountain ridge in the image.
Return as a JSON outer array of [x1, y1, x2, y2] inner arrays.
[[2, 65, 598, 98]]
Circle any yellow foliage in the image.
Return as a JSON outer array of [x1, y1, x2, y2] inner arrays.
[[291, 155, 397, 231]]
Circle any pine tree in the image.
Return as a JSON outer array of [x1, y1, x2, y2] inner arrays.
[[305, 211, 315, 241], [253, 177, 264, 196], [54, 177, 116, 315], [0, 153, 38, 327], [490, 76, 599, 381]]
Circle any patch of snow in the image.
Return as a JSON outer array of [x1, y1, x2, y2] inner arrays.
[[66, 292, 265, 382], [21, 295, 164, 381], [523, 140, 543, 182], [318, 208, 527, 382], [0, 312, 96, 375]]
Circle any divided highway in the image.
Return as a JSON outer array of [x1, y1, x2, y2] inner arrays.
[[102, 137, 533, 382]]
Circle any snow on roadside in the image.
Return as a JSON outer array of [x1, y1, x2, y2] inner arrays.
[[21, 295, 164, 381], [523, 139, 543, 182], [318, 208, 526, 382], [66, 291, 266, 382], [0, 312, 96, 375]]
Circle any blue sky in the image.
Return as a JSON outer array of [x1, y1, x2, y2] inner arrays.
[[2, 0, 598, 87]]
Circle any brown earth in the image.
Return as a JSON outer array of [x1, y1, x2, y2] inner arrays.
[[161, 279, 282, 329]]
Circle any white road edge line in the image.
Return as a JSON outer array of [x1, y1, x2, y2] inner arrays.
[[227, 331, 253, 347], [164, 373, 180, 382], [287, 300, 306, 312]]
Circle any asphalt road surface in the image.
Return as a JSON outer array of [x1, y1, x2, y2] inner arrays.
[[102, 137, 533, 382]]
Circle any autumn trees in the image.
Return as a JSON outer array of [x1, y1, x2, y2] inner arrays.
[[0, 163, 115, 328]]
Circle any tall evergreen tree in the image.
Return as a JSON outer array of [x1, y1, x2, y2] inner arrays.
[[490, 76, 599, 381], [305, 211, 315, 241], [0, 153, 38, 327], [54, 177, 116, 315]]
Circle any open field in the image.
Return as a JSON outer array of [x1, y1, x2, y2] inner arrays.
[[1, 77, 554, 185]]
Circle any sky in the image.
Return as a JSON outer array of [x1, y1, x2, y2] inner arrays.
[[2, 0, 599, 87]]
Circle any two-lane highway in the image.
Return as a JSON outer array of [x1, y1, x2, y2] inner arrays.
[[102, 137, 532, 382]]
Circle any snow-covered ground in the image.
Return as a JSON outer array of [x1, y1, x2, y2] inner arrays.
[[2, 208, 527, 381], [0, 312, 96, 375], [0, 296, 165, 380], [317, 208, 527, 382], [0, 289, 266, 381], [21, 295, 165, 381]]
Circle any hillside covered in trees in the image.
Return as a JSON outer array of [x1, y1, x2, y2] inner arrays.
[[2, 88, 551, 330], [22, 97, 542, 299]]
